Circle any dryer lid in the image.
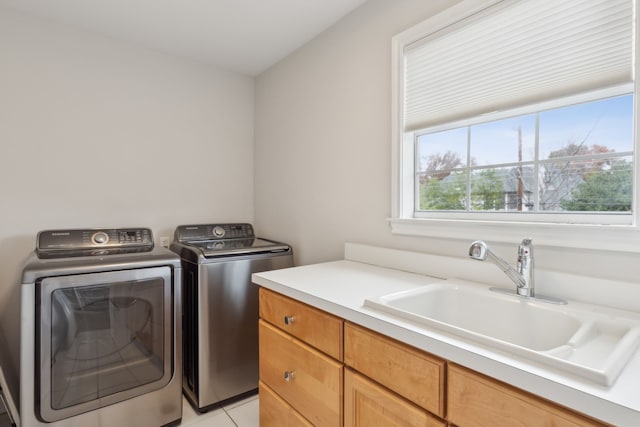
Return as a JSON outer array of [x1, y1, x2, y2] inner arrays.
[[173, 223, 291, 258], [185, 237, 290, 257]]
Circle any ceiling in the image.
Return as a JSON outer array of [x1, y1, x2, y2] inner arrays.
[[0, 0, 368, 76]]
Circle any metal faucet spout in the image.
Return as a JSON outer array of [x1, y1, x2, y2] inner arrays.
[[468, 239, 566, 305], [469, 239, 532, 294]]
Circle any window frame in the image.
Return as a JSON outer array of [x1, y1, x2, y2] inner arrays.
[[390, 0, 640, 252]]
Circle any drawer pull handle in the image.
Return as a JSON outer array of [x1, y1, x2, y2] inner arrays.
[[284, 371, 296, 382], [284, 315, 295, 325]]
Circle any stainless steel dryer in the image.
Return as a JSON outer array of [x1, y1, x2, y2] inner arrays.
[[170, 223, 293, 412], [19, 228, 182, 427]]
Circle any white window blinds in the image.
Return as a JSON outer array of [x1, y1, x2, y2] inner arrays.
[[403, 0, 634, 132]]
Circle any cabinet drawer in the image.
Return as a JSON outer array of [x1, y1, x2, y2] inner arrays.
[[448, 364, 610, 427], [259, 287, 343, 360], [259, 381, 313, 427], [344, 322, 445, 417], [259, 320, 343, 426], [345, 368, 446, 427]]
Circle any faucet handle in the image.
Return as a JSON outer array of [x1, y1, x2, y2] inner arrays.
[[517, 238, 534, 295], [518, 238, 533, 259], [520, 237, 533, 246]]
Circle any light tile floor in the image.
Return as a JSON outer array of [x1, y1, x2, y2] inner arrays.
[[0, 395, 259, 427], [181, 395, 259, 427]]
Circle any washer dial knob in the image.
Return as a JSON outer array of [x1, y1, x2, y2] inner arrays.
[[213, 226, 225, 238], [92, 231, 109, 245]]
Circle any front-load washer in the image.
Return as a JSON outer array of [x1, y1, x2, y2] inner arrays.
[[170, 223, 293, 412], [18, 228, 182, 427]]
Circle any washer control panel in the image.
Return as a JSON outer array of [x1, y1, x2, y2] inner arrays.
[[174, 223, 254, 242], [37, 228, 154, 251]]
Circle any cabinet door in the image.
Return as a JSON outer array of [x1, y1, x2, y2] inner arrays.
[[259, 320, 343, 426], [259, 381, 312, 427], [344, 368, 446, 427], [448, 364, 610, 427], [344, 322, 445, 417], [259, 288, 343, 360]]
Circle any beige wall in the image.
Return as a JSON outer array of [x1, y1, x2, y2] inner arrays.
[[254, 0, 464, 266], [0, 7, 255, 373], [254, 0, 640, 279]]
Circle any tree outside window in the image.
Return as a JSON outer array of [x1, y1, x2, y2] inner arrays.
[[416, 95, 633, 214]]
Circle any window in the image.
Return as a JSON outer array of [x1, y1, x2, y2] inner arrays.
[[390, 0, 640, 250], [417, 94, 634, 216]]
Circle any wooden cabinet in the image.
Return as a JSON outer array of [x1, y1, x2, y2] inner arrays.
[[259, 287, 343, 359], [258, 288, 344, 426], [344, 368, 446, 427], [259, 381, 313, 427], [448, 364, 610, 427], [259, 320, 342, 426], [344, 322, 445, 418], [258, 288, 610, 427]]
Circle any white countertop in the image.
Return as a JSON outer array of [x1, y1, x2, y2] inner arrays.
[[253, 258, 640, 426]]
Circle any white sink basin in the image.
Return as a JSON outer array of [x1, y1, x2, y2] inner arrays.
[[370, 284, 580, 351], [364, 282, 640, 386]]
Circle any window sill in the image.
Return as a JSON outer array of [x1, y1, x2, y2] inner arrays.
[[388, 217, 640, 253]]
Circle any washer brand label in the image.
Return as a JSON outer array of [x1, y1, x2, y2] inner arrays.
[[51, 232, 71, 236]]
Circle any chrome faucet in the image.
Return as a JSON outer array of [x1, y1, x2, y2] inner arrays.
[[468, 238, 566, 304]]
